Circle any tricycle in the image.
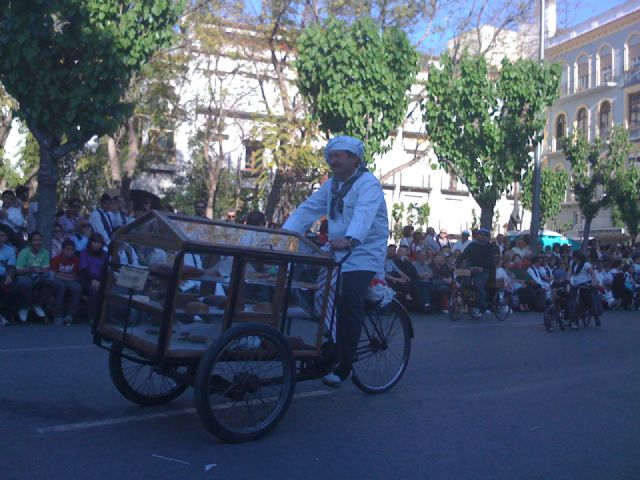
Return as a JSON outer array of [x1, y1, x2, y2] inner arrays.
[[92, 211, 413, 442]]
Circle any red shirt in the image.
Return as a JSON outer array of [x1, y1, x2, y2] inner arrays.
[[51, 254, 80, 279]]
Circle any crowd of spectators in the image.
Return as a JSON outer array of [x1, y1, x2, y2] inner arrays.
[[383, 224, 640, 315], [2, 185, 639, 326], [0, 186, 265, 326]]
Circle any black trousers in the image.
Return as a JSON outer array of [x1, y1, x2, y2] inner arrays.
[[334, 270, 375, 367]]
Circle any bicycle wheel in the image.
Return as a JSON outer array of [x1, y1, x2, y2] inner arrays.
[[448, 289, 464, 321], [109, 343, 192, 406], [351, 299, 412, 394], [492, 290, 512, 321], [543, 307, 557, 332], [558, 308, 567, 330], [194, 324, 296, 443]]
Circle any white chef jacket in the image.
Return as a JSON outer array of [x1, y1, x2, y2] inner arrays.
[[283, 171, 388, 273]]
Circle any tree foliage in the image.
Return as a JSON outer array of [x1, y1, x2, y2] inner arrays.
[[0, 0, 183, 246], [422, 53, 561, 228], [610, 156, 640, 242], [296, 18, 419, 162], [521, 168, 569, 228], [561, 126, 631, 250]]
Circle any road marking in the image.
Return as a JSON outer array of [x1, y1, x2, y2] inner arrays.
[[151, 454, 191, 466], [0, 344, 94, 353], [36, 389, 333, 434]]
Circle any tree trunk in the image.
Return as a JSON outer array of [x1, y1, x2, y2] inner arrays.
[[265, 168, 285, 222], [479, 202, 495, 231], [580, 217, 592, 253], [120, 117, 139, 207], [35, 143, 58, 252], [107, 135, 122, 189], [204, 138, 224, 219]]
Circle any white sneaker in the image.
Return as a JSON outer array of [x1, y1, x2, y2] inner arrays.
[[18, 308, 28, 322], [0, 314, 9, 326], [32, 305, 46, 318], [322, 372, 342, 388]]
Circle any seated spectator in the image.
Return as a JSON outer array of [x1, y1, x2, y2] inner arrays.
[[51, 223, 64, 258], [399, 225, 414, 249], [193, 200, 208, 219], [15, 231, 51, 322], [409, 231, 424, 260], [109, 195, 130, 230], [384, 245, 413, 305], [0, 230, 16, 325], [89, 193, 114, 245], [79, 233, 108, 321], [51, 239, 82, 325], [245, 210, 266, 227], [424, 226, 440, 253], [392, 245, 430, 311], [59, 197, 82, 238], [431, 253, 454, 301], [413, 248, 439, 309], [0, 189, 26, 250], [436, 228, 451, 250], [70, 217, 92, 252], [452, 230, 471, 254], [512, 237, 532, 260]]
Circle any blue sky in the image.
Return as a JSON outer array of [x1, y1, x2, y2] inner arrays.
[[568, 0, 628, 25]]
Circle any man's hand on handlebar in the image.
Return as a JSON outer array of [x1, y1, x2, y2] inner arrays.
[[331, 237, 351, 250]]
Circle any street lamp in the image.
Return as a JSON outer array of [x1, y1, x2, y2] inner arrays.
[[529, 0, 545, 252]]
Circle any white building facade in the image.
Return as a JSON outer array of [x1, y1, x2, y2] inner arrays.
[[544, 0, 640, 241]]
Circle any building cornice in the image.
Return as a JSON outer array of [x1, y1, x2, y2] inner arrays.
[[547, 10, 640, 58]]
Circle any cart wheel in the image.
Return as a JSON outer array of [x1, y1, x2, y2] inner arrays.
[[351, 299, 412, 394], [109, 343, 191, 406], [448, 290, 464, 321], [492, 290, 511, 321], [194, 324, 296, 443]]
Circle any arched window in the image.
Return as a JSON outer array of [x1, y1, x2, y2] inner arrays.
[[555, 114, 566, 150], [599, 102, 611, 139], [577, 55, 589, 91], [576, 108, 588, 137], [628, 34, 640, 69], [599, 46, 613, 83]]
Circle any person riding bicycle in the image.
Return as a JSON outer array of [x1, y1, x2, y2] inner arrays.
[[283, 135, 388, 388], [567, 250, 602, 329], [455, 228, 495, 314]]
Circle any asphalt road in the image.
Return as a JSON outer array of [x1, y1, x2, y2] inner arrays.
[[2, 310, 640, 480]]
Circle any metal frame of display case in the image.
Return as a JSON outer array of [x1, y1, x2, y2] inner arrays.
[[92, 210, 336, 368]]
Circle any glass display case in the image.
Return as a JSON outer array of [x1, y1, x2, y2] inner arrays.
[[94, 211, 336, 360]]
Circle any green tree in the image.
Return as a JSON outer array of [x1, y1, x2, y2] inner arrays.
[[610, 156, 640, 244], [391, 202, 405, 242], [521, 168, 569, 228], [296, 18, 419, 162], [561, 126, 630, 251], [422, 53, 561, 228], [418, 204, 430, 230], [0, 0, 183, 247]]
